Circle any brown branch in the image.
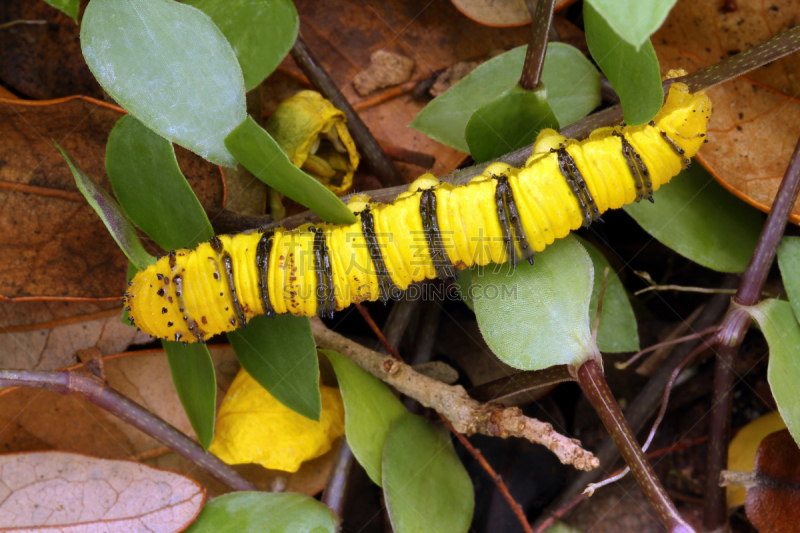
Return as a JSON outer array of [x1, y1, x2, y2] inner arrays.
[[310, 317, 598, 471], [0, 95, 127, 114]]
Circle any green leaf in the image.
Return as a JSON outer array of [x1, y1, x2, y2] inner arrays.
[[411, 43, 601, 153], [777, 237, 800, 321], [185, 492, 338, 533], [228, 315, 321, 422], [322, 350, 407, 486], [55, 142, 155, 270], [624, 164, 763, 273], [44, 0, 79, 22], [81, 0, 246, 167], [576, 237, 639, 353], [184, 0, 298, 91], [465, 85, 559, 163], [382, 415, 474, 533], [585, 0, 677, 49], [163, 340, 217, 449], [472, 235, 596, 370], [543, 520, 584, 533], [225, 117, 356, 224], [584, 2, 663, 126], [106, 115, 214, 250], [746, 299, 800, 447]]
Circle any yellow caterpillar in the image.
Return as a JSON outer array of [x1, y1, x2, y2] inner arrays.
[[125, 83, 711, 343]]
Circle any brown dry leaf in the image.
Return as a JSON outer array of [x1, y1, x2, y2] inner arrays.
[[0, 308, 151, 371], [353, 50, 416, 96], [0, 99, 223, 300], [654, 0, 800, 223], [0, 451, 205, 532], [0, 2, 103, 100], [0, 347, 335, 498], [0, 299, 120, 329], [449, 0, 577, 28], [745, 429, 800, 533], [727, 411, 787, 509]]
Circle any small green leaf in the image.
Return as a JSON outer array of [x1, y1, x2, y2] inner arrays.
[[465, 85, 559, 163], [184, 0, 298, 91], [747, 299, 800, 446], [163, 340, 217, 449], [777, 237, 800, 321], [55, 143, 155, 270], [411, 43, 600, 153], [584, 2, 663, 126], [322, 350, 407, 486], [228, 315, 321, 422], [225, 117, 356, 224], [543, 520, 584, 533], [106, 115, 214, 250], [585, 0, 677, 49], [185, 492, 338, 533], [576, 237, 639, 353], [44, 0, 79, 22], [472, 235, 596, 370], [382, 415, 474, 533], [624, 164, 763, 273], [81, 0, 246, 167]]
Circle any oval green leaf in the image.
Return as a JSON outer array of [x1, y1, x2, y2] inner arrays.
[[228, 315, 321, 422], [55, 143, 155, 270], [747, 299, 800, 446], [81, 0, 246, 167], [472, 235, 597, 370], [584, 2, 663, 126], [411, 43, 601, 153], [576, 237, 639, 353], [586, 0, 677, 49], [185, 492, 338, 533], [184, 0, 298, 91], [624, 164, 763, 273], [778, 237, 800, 321], [163, 340, 217, 449], [453, 267, 474, 311], [225, 116, 356, 224], [382, 414, 474, 533], [106, 115, 214, 250], [465, 85, 559, 163], [322, 349, 407, 486]]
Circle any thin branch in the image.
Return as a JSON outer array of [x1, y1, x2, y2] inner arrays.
[[519, 0, 557, 91], [290, 36, 406, 188], [310, 317, 598, 471], [468, 365, 574, 403], [576, 359, 694, 532], [0, 19, 47, 29], [704, 134, 800, 532], [0, 95, 127, 114], [615, 325, 720, 370], [592, 267, 610, 343], [321, 439, 354, 518], [0, 369, 259, 492]]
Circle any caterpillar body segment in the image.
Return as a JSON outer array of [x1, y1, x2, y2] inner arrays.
[[125, 83, 711, 343]]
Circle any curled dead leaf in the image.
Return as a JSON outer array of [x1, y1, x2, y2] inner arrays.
[[744, 429, 800, 533], [0, 451, 205, 532], [450, 0, 577, 28], [209, 368, 345, 473]]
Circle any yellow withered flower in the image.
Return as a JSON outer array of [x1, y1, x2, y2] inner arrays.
[[266, 90, 360, 195]]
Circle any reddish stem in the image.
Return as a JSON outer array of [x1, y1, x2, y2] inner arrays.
[[577, 359, 694, 533]]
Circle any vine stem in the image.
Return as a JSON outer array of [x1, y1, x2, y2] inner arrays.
[[576, 359, 695, 533], [0, 369, 259, 493], [703, 133, 800, 532], [519, 0, 556, 91], [290, 36, 406, 188]]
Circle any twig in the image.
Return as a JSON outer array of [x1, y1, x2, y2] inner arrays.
[[321, 439, 354, 518], [0, 294, 123, 303], [0, 19, 47, 29], [310, 317, 598, 471], [703, 133, 800, 532], [0, 95, 126, 114], [532, 282, 734, 530], [519, 0, 556, 91], [468, 366, 574, 403], [355, 302, 402, 360], [442, 417, 534, 533], [576, 359, 693, 532], [290, 36, 406, 188], [615, 325, 721, 370], [592, 267, 610, 343], [0, 369, 259, 492]]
